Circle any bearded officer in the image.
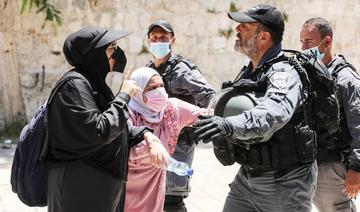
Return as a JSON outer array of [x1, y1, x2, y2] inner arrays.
[[194, 4, 318, 212]]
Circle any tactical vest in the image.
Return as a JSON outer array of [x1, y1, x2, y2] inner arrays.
[[214, 56, 318, 177]]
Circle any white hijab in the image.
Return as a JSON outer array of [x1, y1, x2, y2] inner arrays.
[[128, 67, 165, 123]]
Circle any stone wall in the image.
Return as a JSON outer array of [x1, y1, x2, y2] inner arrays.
[[4, 0, 360, 120]]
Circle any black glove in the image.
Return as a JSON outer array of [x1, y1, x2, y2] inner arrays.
[[193, 115, 233, 143], [232, 77, 267, 92]]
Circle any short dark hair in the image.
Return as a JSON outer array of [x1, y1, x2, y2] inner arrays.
[[303, 17, 333, 39], [257, 23, 283, 44]]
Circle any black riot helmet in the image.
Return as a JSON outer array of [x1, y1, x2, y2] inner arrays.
[[208, 87, 272, 144]]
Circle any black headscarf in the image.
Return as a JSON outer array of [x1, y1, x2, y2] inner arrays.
[[63, 27, 129, 109]]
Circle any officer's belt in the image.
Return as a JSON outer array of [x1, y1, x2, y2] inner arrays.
[[242, 162, 307, 178], [237, 142, 311, 178]]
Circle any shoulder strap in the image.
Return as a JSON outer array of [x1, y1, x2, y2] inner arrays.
[[159, 55, 183, 79], [145, 60, 154, 68], [246, 54, 288, 81], [234, 66, 248, 82], [47, 71, 89, 105], [331, 55, 357, 79], [168, 55, 183, 68], [179, 57, 200, 72], [41, 70, 89, 159], [169, 55, 200, 72]]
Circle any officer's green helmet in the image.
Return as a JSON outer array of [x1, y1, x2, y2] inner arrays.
[[208, 87, 257, 117], [207, 87, 272, 144], [223, 93, 257, 117]]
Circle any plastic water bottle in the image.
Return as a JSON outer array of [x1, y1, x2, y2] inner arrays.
[[166, 157, 194, 177]]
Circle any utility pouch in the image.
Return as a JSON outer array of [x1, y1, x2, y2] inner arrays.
[[213, 139, 235, 166], [294, 124, 316, 164]]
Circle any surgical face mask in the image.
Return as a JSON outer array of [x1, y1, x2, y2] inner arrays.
[[145, 87, 168, 112], [149, 42, 171, 59], [303, 40, 326, 61]]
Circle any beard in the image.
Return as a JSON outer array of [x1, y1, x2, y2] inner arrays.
[[234, 32, 258, 58]]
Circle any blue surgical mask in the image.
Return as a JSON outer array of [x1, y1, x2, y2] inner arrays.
[[303, 46, 325, 61], [303, 39, 326, 61], [149, 42, 171, 59]]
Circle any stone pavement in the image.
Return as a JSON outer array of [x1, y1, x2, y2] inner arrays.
[[0, 142, 359, 212]]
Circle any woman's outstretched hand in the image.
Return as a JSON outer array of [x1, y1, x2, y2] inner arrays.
[[120, 64, 139, 97]]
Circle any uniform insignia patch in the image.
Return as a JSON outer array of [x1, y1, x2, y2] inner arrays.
[[270, 71, 290, 89]]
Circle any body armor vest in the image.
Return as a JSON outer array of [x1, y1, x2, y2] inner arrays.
[[212, 59, 316, 177]]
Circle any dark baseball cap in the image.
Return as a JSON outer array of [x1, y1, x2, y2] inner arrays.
[[94, 28, 131, 49], [75, 27, 132, 55], [228, 4, 284, 37], [147, 20, 174, 36]]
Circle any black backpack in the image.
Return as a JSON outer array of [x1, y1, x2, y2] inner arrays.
[[10, 71, 87, 206], [282, 50, 340, 147]]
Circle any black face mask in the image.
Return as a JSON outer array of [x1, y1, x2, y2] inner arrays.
[[111, 47, 127, 73]]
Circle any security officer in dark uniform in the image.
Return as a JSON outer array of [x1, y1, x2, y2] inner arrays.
[[194, 5, 318, 212], [145, 20, 216, 212], [301, 17, 360, 212]]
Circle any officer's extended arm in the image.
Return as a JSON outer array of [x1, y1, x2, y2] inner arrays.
[[194, 64, 303, 144]]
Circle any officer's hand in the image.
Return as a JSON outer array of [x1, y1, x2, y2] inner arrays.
[[193, 115, 233, 143], [344, 169, 360, 198]]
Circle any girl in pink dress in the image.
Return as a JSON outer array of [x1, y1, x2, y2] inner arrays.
[[124, 67, 206, 212]]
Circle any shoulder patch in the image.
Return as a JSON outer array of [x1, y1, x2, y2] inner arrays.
[[270, 71, 290, 89]]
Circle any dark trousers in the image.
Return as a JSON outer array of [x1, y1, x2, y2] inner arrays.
[[223, 162, 317, 212]]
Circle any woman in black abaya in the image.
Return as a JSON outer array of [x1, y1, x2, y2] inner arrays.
[[46, 27, 167, 212]]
